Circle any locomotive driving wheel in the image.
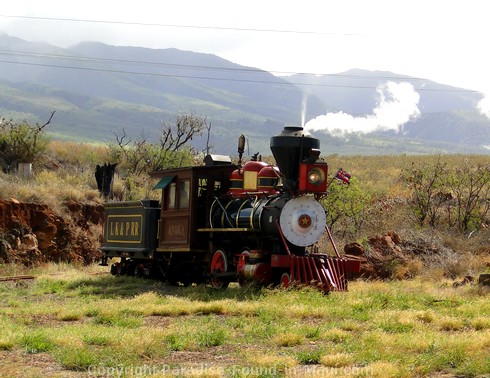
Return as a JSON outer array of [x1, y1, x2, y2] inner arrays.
[[280, 272, 291, 289], [210, 249, 230, 289], [237, 249, 251, 287]]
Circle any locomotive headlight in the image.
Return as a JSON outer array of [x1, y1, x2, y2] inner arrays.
[[299, 162, 328, 193], [307, 168, 325, 186]]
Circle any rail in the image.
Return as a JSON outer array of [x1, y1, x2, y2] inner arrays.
[[0, 272, 108, 283]]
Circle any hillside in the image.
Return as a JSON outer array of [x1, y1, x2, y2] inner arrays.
[[0, 33, 326, 154], [1, 33, 490, 155]]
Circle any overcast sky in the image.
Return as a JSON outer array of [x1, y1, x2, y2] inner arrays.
[[1, 0, 489, 114]]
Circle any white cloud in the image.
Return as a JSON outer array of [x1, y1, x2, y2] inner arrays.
[[304, 81, 420, 136], [478, 95, 490, 119]]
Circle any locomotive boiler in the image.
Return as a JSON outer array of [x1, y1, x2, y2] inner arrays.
[[99, 126, 360, 293]]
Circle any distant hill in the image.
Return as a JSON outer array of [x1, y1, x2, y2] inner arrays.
[[1, 33, 490, 155]]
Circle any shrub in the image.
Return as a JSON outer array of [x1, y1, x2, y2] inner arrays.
[[0, 114, 54, 172], [322, 176, 372, 234], [402, 158, 490, 232]]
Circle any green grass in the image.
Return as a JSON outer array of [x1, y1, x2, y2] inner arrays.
[[20, 330, 54, 354], [0, 267, 489, 377]]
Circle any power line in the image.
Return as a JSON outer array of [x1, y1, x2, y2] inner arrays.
[[0, 49, 268, 75], [0, 58, 304, 85], [0, 14, 369, 37], [0, 15, 479, 93], [0, 57, 479, 93], [0, 48, 474, 87], [1, 48, 435, 82]]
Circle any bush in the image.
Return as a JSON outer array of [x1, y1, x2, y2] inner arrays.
[[0, 114, 54, 172], [401, 158, 490, 232], [322, 176, 371, 234]]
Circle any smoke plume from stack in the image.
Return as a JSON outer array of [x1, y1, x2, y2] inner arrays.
[[304, 81, 421, 136]]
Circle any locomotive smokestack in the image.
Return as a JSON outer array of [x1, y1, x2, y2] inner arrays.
[[270, 126, 320, 191]]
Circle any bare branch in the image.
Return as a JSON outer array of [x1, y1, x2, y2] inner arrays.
[[112, 129, 131, 148], [36, 111, 56, 134], [203, 118, 213, 156]]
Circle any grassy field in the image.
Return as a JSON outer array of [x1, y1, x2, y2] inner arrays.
[[0, 264, 489, 378], [1, 144, 490, 377]]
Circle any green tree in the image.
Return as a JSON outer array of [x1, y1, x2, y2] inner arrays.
[[0, 112, 54, 172], [400, 159, 448, 227], [109, 113, 211, 199], [402, 158, 490, 232], [446, 161, 490, 232], [111, 113, 210, 177], [322, 176, 371, 233]]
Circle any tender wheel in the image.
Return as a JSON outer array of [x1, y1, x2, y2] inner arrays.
[[210, 249, 229, 289], [280, 272, 291, 289]]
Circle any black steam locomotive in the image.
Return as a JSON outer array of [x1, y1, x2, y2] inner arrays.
[[99, 126, 360, 293]]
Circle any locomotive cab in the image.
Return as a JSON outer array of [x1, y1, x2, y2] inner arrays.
[[152, 162, 236, 253]]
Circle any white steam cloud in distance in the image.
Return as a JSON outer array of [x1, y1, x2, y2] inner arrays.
[[478, 95, 490, 118], [304, 81, 421, 136]]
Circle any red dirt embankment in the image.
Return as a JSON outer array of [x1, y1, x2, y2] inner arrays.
[[0, 198, 104, 265]]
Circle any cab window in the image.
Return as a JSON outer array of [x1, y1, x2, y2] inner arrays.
[[167, 183, 176, 209], [178, 180, 190, 209]]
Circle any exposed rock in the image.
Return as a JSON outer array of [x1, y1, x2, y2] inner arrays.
[[22, 233, 38, 250], [344, 242, 364, 256], [0, 239, 12, 263], [346, 230, 462, 279], [387, 230, 402, 245], [0, 198, 104, 265], [452, 275, 474, 287], [479, 274, 490, 287]]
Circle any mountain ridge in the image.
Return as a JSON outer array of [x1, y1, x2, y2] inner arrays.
[[1, 33, 489, 155]]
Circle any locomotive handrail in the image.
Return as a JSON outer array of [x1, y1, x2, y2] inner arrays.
[[197, 228, 256, 232], [324, 223, 341, 258], [99, 246, 150, 252], [242, 191, 269, 196], [275, 219, 292, 255], [211, 196, 234, 228]]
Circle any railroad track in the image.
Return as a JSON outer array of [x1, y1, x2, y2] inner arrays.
[[0, 271, 108, 283], [0, 275, 36, 282]]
